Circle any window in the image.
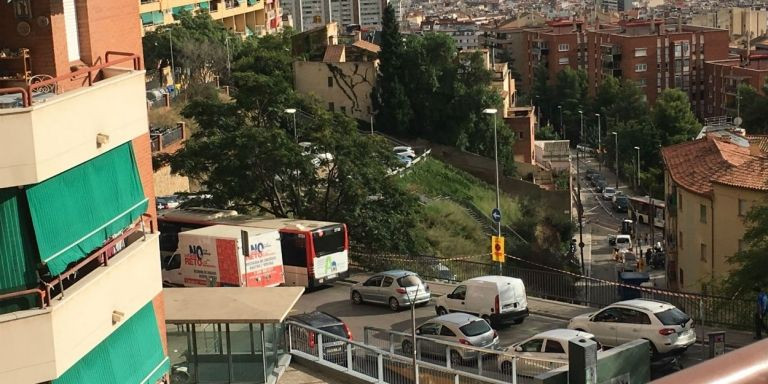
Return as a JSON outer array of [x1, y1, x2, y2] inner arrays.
[[679, 231, 684, 249], [558, 57, 570, 65], [700, 204, 707, 223], [679, 268, 685, 286], [327, 76, 333, 87], [700, 243, 707, 262], [63, 0, 81, 62], [739, 199, 749, 216], [328, 102, 335, 112], [340, 106, 347, 114], [637, 78, 647, 87], [558, 43, 570, 52], [635, 63, 647, 72], [364, 276, 383, 287], [418, 323, 441, 335], [520, 339, 544, 352], [544, 340, 566, 353], [451, 285, 467, 300], [634, 48, 647, 57], [518, 131, 525, 139], [281, 233, 307, 266], [617, 308, 651, 324], [679, 192, 683, 211], [439, 326, 456, 336], [593, 308, 622, 322], [382, 276, 394, 287]]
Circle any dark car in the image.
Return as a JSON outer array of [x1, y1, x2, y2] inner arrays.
[[613, 195, 629, 213], [595, 179, 607, 193], [585, 168, 598, 181], [287, 311, 353, 365]]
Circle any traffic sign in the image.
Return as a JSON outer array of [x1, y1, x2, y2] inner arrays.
[[491, 208, 502, 223], [491, 235, 505, 263]]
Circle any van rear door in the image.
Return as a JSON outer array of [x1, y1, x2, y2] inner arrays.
[[499, 280, 527, 313]]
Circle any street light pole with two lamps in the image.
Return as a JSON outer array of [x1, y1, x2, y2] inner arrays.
[[483, 108, 502, 275]]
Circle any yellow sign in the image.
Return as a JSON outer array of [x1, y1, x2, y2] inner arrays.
[[491, 236, 505, 263]]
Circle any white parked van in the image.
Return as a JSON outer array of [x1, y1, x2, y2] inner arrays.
[[434, 276, 529, 327], [615, 235, 632, 251]]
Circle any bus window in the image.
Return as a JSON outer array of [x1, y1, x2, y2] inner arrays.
[[312, 227, 345, 257], [282, 233, 307, 267]]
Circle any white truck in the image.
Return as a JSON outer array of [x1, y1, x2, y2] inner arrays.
[[162, 225, 285, 288]]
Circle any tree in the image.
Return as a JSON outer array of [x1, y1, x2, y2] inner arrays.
[[735, 84, 768, 134], [552, 68, 588, 143], [376, 4, 411, 134], [727, 204, 768, 295], [652, 88, 701, 145]]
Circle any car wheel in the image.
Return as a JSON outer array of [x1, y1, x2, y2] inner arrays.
[[481, 315, 493, 326], [401, 340, 413, 355], [450, 350, 462, 366], [436, 306, 448, 316], [389, 297, 400, 312], [648, 342, 659, 358], [513, 317, 524, 325], [351, 291, 363, 305], [501, 360, 514, 374]]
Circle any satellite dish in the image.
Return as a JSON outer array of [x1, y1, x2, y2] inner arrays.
[[734, 117, 743, 127]]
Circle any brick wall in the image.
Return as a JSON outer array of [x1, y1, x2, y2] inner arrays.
[[133, 133, 158, 229]]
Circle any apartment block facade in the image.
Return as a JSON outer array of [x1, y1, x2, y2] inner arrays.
[[283, 0, 392, 32], [0, 0, 167, 382], [704, 56, 768, 117], [139, 0, 282, 37]]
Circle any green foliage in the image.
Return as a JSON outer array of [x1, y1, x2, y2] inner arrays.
[[161, 33, 423, 254], [733, 84, 768, 134], [652, 89, 701, 145], [727, 203, 768, 294], [418, 200, 488, 257], [535, 124, 560, 140]]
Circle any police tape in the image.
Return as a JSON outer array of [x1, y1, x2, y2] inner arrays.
[[350, 251, 489, 262]]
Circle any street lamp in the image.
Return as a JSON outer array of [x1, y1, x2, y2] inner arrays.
[[483, 108, 502, 275], [634, 146, 640, 191], [578, 110, 584, 143], [612, 131, 619, 189], [167, 28, 176, 87], [284, 108, 297, 142], [595, 113, 602, 172], [558, 105, 564, 139]]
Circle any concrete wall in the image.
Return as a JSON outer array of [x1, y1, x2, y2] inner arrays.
[[674, 186, 713, 292], [294, 60, 377, 121], [711, 183, 765, 282]]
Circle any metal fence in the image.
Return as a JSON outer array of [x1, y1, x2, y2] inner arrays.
[[351, 253, 754, 330], [286, 321, 517, 384]]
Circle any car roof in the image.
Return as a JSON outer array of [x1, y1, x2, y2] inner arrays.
[[432, 312, 481, 325], [467, 275, 523, 284], [616, 234, 631, 239], [288, 311, 344, 326], [376, 270, 416, 278], [530, 329, 595, 341], [612, 299, 675, 313]]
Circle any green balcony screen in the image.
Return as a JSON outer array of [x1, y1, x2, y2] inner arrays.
[[26, 143, 148, 275]]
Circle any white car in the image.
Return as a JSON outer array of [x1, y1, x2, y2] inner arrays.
[[497, 329, 601, 376], [401, 313, 499, 365], [393, 146, 416, 158], [615, 234, 632, 251], [567, 299, 696, 356], [602, 187, 616, 200], [299, 141, 334, 166]]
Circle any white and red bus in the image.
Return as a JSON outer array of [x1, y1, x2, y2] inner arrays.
[[158, 208, 350, 289], [628, 196, 665, 229]]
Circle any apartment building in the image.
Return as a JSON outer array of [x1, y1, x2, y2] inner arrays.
[[0, 0, 167, 383], [662, 131, 768, 292], [481, 14, 546, 90], [139, 0, 282, 37], [422, 18, 483, 51], [689, 7, 768, 45], [525, 19, 588, 88], [704, 55, 768, 117], [283, 0, 395, 32]]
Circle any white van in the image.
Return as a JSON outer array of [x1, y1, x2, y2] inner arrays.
[[615, 235, 632, 251], [434, 276, 529, 328]]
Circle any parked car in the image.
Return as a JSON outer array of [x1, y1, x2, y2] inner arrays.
[[622, 251, 638, 272], [401, 313, 500, 365], [434, 276, 528, 327], [287, 311, 353, 364], [595, 179, 606, 193], [602, 187, 617, 200], [350, 270, 431, 311], [299, 142, 334, 167], [497, 329, 601, 376], [567, 299, 696, 357], [396, 153, 413, 167], [585, 169, 598, 181], [613, 195, 629, 213], [393, 146, 416, 158], [615, 234, 632, 251], [156, 196, 180, 210], [590, 174, 605, 188]]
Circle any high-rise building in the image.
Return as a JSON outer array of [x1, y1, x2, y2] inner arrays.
[[139, 0, 282, 37], [283, 0, 399, 32], [0, 1, 168, 383]]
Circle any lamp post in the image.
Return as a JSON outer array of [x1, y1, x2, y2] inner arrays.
[[578, 110, 584, 143], [285, 108, 297, 142], [558, 105, 564, 139], [634, 146, 640, 191], [612, 131, 619, 189], [483, 108, 502, 275], [167, 28, 175, 87], [225, 35, 232, 79], [595, 113, 602, 172]]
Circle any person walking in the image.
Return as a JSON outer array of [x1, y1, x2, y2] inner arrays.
[[755, 287, 768, 339]]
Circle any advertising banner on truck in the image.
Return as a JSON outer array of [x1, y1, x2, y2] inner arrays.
[[182, 235, 224, 287], [243, 235, 283, 287]]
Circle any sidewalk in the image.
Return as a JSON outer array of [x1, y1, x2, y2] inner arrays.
[[346, 272, 756, 349]]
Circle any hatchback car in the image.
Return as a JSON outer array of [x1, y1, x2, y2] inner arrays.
[[393, 146, 416, 158], [401, 313, 499, 365], [497, 329, 601, 376], [602, 187, 617, 200], [287, 311, 353, 365], [567, 299, 695, 357], [351, 271, 431, 311]]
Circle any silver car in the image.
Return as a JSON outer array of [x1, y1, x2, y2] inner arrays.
[[402, 313, 500, 365], [351, 270, 431, 311]]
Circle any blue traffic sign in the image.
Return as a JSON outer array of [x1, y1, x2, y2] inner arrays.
[[491, 208, 502, 223]]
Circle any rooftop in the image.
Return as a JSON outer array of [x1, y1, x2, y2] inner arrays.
[[164, 287, 304, 324], [661, 134, 768, 195]]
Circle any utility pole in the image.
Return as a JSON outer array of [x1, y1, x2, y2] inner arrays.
[[225, 36, 232, 79], [409, 287, 420, 384], [576, 149, 585, 276], [596, 113, 602, 173], [168, 28, 175, 86], [579, 110, 584, 143], [612, 131, 619, 189], [558, 105, 564, 139]]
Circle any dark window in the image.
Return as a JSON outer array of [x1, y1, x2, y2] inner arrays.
[[419, 323, 441, 335], [320, 324, 348, 339], [520, 338, 544, 352], [328, 76, 333, 87], [397, 275, 422, 287], [163, 254, 181, 270], [329, 102, 335, 112], [593, 308, 622, 322], [382, 276, 394, 287], [312, 226, 345, 257], [544, 340, 565, 353], [655, 308, 690, 326], [158, 220, 207, 254], [618, 308, 651, 324], [340, 106, 347, 114], [459, 319, 491, 337], [364, 276, 383, 287], [281, 232, 308, 267], [439, 326, 456, 336], [451, 285, 467, 300]]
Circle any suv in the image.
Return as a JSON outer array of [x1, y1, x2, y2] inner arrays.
[[287, 311, 353, 365], [351, 270, 431, 311], [567, 299, 695, 357], [613, 195, 628, 213]]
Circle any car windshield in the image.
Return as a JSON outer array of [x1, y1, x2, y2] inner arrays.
[[397, 275, 422, 287], [320, 324, 348, 339], [459, 319, 492, 337], [615, 196, 627, 203], [655, 308, 690, 326], [617, 237, 629, 244], [604, 188, 615, 194]]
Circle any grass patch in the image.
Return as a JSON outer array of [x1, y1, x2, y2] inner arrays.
[[417, 199, 487, 258]]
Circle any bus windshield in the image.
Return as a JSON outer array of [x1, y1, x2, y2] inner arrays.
[[312, 226, 346, 257]]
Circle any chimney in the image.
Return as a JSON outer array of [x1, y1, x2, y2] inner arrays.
[[677, 14, 682, 32]]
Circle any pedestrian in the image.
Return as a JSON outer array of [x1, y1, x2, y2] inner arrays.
[[645, 233, 649, 245], [645, 248, 652, 269], [755, 286, 768, 339]]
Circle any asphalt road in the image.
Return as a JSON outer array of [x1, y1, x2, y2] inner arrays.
[[291, 281, 724, 380]]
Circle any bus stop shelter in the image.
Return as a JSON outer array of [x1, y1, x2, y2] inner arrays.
[[164, 287, 304, 384]]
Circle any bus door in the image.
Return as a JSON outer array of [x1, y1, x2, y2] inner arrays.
[[280, 231, 310, 287]]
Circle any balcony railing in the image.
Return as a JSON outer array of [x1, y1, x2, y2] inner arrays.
[[150, 123, 185, 153], [0, 214, 155, 310], [0, 51, 141, 108]]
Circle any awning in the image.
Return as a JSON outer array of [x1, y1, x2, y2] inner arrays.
[[54, 302, 169, 384], [199, 1, 210, 10], [164, 287, 304, 323], [140, 11, 163, 25], [0, 188, 38, 294], [25, 143, 148, 275]]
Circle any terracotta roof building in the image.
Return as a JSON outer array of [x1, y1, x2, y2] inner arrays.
[[662, 132, 768, 292]]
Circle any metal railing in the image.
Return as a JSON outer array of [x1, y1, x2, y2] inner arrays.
[[150, 124, 185, 152], [286, 321, 517, 384], [351, 253, 754, 330]]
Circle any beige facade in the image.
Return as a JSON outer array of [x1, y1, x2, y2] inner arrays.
[[690, 7, 768, 44], [139, 0, 282, 36], [294, 59, 378, 121]]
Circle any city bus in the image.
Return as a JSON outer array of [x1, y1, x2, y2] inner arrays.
[[628, 196, 665, 228], [157, 208, 350, 289]]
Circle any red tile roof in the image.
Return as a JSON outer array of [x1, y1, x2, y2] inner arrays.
[[322, 45, 345, 63], [351, 40, 381, 53], [662, 134, 768, 195]]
